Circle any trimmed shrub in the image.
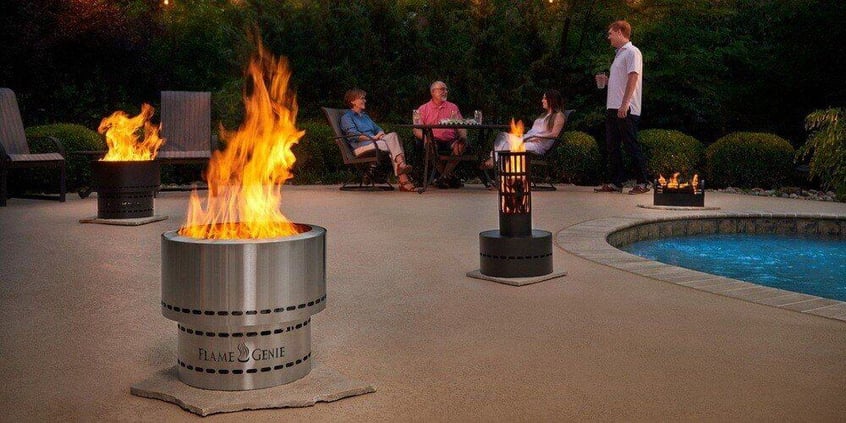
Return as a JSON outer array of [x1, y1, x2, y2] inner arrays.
[[705, 132, 794, 188], [639, 129, 704, 179], [551, 131, 601, 185], [290, 119, 349, 184], [23, 124, 105, 192]]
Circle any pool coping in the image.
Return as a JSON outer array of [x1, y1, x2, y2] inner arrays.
[[556, 212, 846, 323]]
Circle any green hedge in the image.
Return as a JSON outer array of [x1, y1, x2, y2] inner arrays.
[[551, 131, 601, 185], [705, 132, 794, 188], [639, 129, 704, 179], [290, 119, 349, 184], [23, 124, 105, 192]]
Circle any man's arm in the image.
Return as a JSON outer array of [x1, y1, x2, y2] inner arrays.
[[617, 72, 639, 118]]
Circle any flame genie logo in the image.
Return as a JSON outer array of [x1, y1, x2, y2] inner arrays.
[[197, 343, 287, 363], [237, 343, 250, 363]]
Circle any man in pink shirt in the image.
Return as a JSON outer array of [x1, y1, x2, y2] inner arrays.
[[413, 81, 468, 188]]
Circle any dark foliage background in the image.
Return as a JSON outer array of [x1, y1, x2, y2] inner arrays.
[[1, 0, 844, 145]]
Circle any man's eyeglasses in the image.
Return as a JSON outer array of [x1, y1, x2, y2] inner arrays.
[[434, 87, 448, 92]]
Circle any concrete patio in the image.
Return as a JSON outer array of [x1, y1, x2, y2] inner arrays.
[[1, 184, 845, 421]]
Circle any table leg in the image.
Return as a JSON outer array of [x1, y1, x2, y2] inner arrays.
[[418, 129, 434, 194]]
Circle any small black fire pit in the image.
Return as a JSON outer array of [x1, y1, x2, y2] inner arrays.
[[654, 178, 705, 207], [92, 160, 160, 219], [479, 151, 552, 278]]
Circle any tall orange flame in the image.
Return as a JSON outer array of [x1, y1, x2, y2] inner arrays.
[[97, 103, 164, 161], [178, 41, 302, 240]]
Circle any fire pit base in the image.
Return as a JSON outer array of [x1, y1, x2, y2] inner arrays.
[[637, 204, 721, 211], [466, 268, 566, 286], [479, 229, 553, 278], [131, 364, 376, 416]]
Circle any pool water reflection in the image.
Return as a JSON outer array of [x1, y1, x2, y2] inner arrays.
[[622, 233, 846, 301]]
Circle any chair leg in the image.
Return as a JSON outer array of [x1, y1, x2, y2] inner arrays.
[[0, 166, 7, 207], [59, 162, 67, 202]]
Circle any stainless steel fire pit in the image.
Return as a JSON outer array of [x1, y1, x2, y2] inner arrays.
[[161, 225, 326, 391], [92, 160, 160, 219]]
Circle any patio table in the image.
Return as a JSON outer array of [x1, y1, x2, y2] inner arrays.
[[395, 123, 508, 193]]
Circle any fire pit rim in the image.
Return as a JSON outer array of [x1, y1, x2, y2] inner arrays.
[[163, 224, 323, 244]]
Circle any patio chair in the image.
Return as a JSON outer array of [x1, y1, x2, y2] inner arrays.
[[0, 88, 66, 206], [157, 91, 214, 165], [321, 107, 392, 191], [530, 109, 574, 191]]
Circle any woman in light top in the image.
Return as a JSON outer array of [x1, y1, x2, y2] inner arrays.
[[340, 88, 415, 192], [481, 89, 567, 169]]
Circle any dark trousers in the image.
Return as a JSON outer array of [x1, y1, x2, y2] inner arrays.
[[605, 108, 648, 186]]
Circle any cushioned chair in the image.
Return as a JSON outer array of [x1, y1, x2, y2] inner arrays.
[[530, 109, 574, 191], [0, 88, 66, 206], [321, 107, 392, 191], [157, 91, 214, 165]]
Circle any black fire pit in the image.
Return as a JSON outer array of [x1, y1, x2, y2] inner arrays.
[[92, 160, 160, 219], [479, 151, 552, 278], [654, 178, 705, 207]]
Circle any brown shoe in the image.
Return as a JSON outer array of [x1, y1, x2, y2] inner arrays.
[[594, 183, 622, 193], [628, 184, 651, 195]]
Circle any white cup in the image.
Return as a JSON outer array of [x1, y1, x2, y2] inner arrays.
[[474, 110, 483, 124], [412, 109, 421, 124], [595, 73, 608, 89]]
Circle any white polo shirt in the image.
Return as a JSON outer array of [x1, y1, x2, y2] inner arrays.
[[607, 41, 643, 116]]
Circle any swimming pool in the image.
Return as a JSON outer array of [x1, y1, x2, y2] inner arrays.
[[621, 233, 846, 301]]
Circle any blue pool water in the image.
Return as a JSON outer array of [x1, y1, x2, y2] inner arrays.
[[621, 234, 846, 301]]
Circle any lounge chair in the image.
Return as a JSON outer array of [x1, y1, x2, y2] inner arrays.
[[0, 88, 66, 206], [321, 107, 392, 191], [530, 109, 574, 191]]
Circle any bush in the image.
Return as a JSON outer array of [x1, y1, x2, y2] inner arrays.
[[23, 124, 105, 192], [290, 119, 349, 184], [798, 108, 846, 201], [639, 129, 704, 179], [551, 131, 601, 185], [705, 132, 794, 188]]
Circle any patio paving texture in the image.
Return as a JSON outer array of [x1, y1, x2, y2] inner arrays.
[[1, 184, 845, 421]]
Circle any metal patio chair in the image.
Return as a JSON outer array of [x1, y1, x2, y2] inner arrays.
[[158, 91, 214, 165], [0, 88, 66, 206], [321, 107, 392, 191], [530, 109, 574, 191]]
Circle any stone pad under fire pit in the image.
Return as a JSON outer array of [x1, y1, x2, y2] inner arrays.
[[79, 215, 169, 226], [466, 269, 567, 286], [637, 204, 721, 211], [131, 364, 376, 416]]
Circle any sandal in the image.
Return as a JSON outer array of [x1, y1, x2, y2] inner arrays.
[[396, 162, 413, 176], [479, 158, 494, 170], [399, 181, 416, 192]]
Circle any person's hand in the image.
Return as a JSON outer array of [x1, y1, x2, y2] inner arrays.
[[617, 102, 629, 119]]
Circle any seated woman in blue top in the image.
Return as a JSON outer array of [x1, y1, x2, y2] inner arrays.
[[481, 89, 567, 169], [340, 88, 414, 192]]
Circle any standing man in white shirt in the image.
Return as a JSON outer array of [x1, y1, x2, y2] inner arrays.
[[594, 20, 650, 195]]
